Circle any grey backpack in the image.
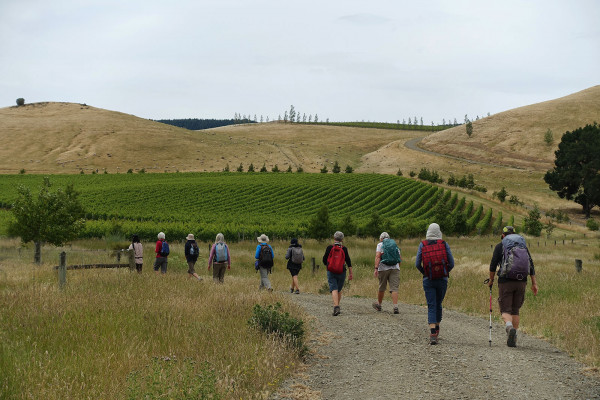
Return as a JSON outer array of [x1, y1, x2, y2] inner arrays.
[[291, 247, 304, 265]]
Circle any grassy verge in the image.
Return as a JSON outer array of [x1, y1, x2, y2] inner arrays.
[[1, 234, 599, 398]]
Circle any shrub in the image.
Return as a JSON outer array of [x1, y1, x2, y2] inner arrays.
[[19, 168, 25, 174], [544, 128, 553, 145], [16, 98, 24, 106], [247, 163, 255, 172], [494, 187, 508, 202], [248, 303, 306, 356], [260, 164, 268, 172], [237, 163, 244, 172], [223, 163, 230, 172], [138, 168, 146, 174], [409, 170, 416, 177], [508, 195, 524, 207], [345, 165, 353, 173], [320, 165, 328, 173], [286, 165, 293, 173], [523, 205, 543, 236], [587, 218, 599, 231], [296, 166, 304, 173], [127, 169, 133, 174], [271, 164, 279, 173], [396, 168, 403, 176], [332, 161, 341, 173]]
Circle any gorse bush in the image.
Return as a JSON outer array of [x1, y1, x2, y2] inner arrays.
[[248, 303, 307, 356], [586, 218, 599, 231]]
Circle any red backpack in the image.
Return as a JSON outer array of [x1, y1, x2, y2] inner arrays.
[[327, 245, 345, 274], [421, 240, 449, 279]]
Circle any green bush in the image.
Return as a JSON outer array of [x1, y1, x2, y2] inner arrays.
[[586, 218, 599, 231], [248, 303, 307, 356]]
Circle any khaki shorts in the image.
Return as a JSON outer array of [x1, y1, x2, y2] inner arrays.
[[378, 269, 400, 292], [498, 280, 527, 315]]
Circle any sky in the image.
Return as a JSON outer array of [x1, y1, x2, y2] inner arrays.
[[1, 0, 598, 123]]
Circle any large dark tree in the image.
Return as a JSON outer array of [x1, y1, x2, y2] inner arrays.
[[8, 178, 85, 263], [544, 123, 600, 218]]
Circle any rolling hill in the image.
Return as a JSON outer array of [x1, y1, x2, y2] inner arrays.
[[419, 86, 600, 170]]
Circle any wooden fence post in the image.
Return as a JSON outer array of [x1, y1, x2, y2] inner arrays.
[[312, 257, 316, 275], [575, 259, 582, 273], [58, 252, 66, 289]]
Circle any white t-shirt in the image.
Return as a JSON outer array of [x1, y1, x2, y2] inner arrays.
[[376, 241, 401, 271]]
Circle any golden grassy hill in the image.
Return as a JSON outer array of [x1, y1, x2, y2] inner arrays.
[[0, 102, 402, 174], [419, 86, 600, 170]]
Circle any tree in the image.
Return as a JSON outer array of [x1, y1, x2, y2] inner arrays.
[[16, 98, 25, 106], [308, 204, 333, 239], [332, 161, 341, 174], [466, 120, 473, 138], [8, 178, 85, 263], [345, 165, 353, 173], [237, 163, 244, 172], [260, 163, 268, 172], [247, 163, 255, 172], [320, 164, 328, 173], [289, 105, 296, 123], [339, 215, 356, 236], [544, 128, 554, 145], [523, 205, 543, 236], [314, 114, 319, 123], [544, 123, 600, 217], [495, 187, 508, 202]]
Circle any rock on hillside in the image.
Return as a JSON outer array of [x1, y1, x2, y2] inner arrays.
[[420, 86, 600, 171]]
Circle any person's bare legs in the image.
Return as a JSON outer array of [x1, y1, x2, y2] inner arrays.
[[331, 290, 339, 306], [292, 275, 299, 291]]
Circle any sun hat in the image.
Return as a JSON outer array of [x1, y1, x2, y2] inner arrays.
[[503, 226, 515, 234], [257, 234, 269, 243], [186, 233, 195, 241]]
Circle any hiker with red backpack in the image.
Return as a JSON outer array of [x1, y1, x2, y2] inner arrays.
[[285, 238, 304, 294], [208, 233, 231, 283], [153, 231, 169, 274], [488, 226, 538, 347], [372, 232, 402, 314], [322, 231, 353, 316], [415, 223, 454, 345], [255, 234, 274, 292]]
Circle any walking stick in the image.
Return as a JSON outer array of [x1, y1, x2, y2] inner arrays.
[[483, 278, 492, 347]]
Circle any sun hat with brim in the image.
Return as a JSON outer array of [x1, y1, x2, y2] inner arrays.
[[257, 234, 269, 243], [186, 233, 195, 241]]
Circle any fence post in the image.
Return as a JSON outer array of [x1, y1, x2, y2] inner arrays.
[[117, 252, 121, 262], [312, 257, 316, 275], [58, 252, 66, 289], [575, 259, 582, 273], [128, 249, 135, 271]]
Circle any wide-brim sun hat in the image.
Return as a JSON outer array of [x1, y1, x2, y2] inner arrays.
[[186, 233, 195, 240], [257, 234, 269, 243]]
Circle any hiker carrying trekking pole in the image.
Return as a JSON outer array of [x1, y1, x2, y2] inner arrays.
[[488, 226, 538, 347]]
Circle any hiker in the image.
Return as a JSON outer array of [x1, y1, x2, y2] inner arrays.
[[415, 223, 454, 345], [153, 232, 169, 274], [184, 233, 202, 281], [372, 232, 402, 314], [128, 234, 143, 273], [488, 226, 538, 347], [255, 234, 274, 291], [285, 238, 304, 294], [208, 233, 231, 283], [322, 231, 353, 316]]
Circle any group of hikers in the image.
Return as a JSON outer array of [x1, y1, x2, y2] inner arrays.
[[128, 222, 538, 347]]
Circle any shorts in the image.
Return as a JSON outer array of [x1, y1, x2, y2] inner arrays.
[[327, 270, 346, 292], [187, 260, 196, 274], [498, 280, 527, 315], [288, 265, 301, 277], [378, 269, 400, 292], [153, 257, 168, 274]]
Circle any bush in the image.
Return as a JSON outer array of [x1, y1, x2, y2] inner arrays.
[[396, 168, 403, 176], [16, 98, 24, 106], [19, 168, 25, 174], [345, 165, 353, 173], [237, 163, 244, 172], [587, 218, 599, 231], [271, 164, 279, 173], [127, 169, 133, 174], [247, 163, 255, 172], [409, 170, 416, 177], [138, 168, 146, 174], [248, 303, 307, 356], [523, 205, 543, 236], [332, 161, 341, 173], [260, 164, 268, 173], [320, 165, 328, 173]]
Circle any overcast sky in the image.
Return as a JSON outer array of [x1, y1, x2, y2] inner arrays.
[[1, 1, 598, 123]]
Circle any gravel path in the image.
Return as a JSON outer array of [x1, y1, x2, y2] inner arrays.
[[272, 293, 600, 400]]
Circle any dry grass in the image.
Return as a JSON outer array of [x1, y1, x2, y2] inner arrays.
[[420, 85, 600, 171]]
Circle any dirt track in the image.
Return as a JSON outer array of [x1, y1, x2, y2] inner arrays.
[[272, 293, 600, 400]]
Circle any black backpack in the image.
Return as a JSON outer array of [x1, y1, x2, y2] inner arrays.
[[259, 244, 273, 268]]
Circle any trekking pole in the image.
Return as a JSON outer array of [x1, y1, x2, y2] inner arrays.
[[483, 278, 492, 347]]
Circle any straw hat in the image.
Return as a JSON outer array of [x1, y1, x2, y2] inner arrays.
[[186, 233, 195, 240], [257, 234, 269, 243]]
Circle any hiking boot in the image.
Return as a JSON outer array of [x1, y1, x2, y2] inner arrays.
[[333, 306, 340, 316], [290, 288, 294, 293], [507, 328, 517, 347], [393, 307, 399, 314], [430, 334, 437, 345], [267, 288, 273, 293], [372, 302, 382, 312], [294, 289, 300, 294], [435, 326, 440, 338]]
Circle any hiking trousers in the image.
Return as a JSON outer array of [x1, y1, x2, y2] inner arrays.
[[212, 262, 227, 283], [423, 277, 448, 324], [259, 267, 272, 290]]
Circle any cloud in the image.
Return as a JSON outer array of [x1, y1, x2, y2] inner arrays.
[[338, 13, 392, 26]]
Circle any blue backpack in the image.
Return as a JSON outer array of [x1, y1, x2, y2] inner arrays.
[[160, 241, 170, 257]]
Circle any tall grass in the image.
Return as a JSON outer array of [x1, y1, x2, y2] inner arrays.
[[1, 234, 599, 398]]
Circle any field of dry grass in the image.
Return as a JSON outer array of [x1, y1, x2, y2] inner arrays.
[[420, 85, 600, 171]]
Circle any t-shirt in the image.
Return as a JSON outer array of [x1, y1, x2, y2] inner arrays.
[[376, 242, 401, 272]]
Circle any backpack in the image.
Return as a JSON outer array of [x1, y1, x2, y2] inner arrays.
[[499, 234, 530, 280], [160, 241, 170, 257], [189, 242, 198, 257], [380, 238, 402, 265], [290, 246, 304, 265], [421, 240, 448, 279], [327, 244, 345, 274], [258, 244, 273, 268], [215, 243, 228, 263]]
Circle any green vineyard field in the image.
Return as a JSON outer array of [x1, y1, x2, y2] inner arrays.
[[0, 172, 506, 241]]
